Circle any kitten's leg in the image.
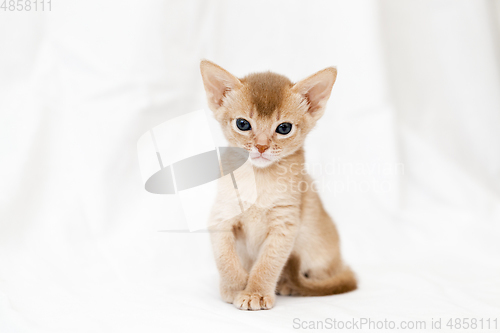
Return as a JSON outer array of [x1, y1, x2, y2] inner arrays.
[[233, 207, 299, 310], [210, 226, 248, 303]]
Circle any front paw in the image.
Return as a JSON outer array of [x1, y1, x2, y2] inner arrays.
[[220, 276, 247, 303], [220, 286, 241, 303], [233, 291, 275, 310]]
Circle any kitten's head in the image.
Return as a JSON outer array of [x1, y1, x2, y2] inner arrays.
[[200, 60, 337, 168]]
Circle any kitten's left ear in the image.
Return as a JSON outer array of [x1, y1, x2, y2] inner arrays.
[[292, 67, 337, 120], [200, 60, 242, 113]]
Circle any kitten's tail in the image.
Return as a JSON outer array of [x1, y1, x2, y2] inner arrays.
[[284, 255, 357, 296]]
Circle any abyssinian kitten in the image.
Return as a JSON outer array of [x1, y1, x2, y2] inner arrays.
[[200, 60, 357, 311]]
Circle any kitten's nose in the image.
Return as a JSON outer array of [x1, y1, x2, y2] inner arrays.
[[255, 144, 269, 154]]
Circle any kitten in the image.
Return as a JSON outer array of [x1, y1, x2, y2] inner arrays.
[[200, 60, 357, 311]]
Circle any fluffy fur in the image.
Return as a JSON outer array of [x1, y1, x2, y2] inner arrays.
[[200, 60, 356, 311]]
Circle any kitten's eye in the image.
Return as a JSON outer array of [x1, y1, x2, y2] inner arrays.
[[236, 118, 251, 131], [276, 122, 292, 135]]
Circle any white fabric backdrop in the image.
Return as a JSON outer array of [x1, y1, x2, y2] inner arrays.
[[1, 1, 499, 332]]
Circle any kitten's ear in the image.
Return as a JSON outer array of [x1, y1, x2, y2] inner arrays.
[[292, 67, 337, 120], [200, 60, 242, 112]]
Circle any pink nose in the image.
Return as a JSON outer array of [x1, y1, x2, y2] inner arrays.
[[255, 144, 269, 154]]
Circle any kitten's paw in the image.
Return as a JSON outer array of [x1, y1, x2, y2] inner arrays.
[[220, 286, 241, 303], [233, 291, 275, 310], [220, 276, 247, 303], [276, 283, 300, 296]]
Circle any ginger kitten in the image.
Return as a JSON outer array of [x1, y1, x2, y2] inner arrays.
[[200, 60, 357, 311]]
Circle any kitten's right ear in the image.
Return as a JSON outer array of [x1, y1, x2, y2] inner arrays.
[[200, 60, 242, 112]]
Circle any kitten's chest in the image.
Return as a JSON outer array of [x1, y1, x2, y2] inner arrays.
[[235, 205, 269, 267]]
